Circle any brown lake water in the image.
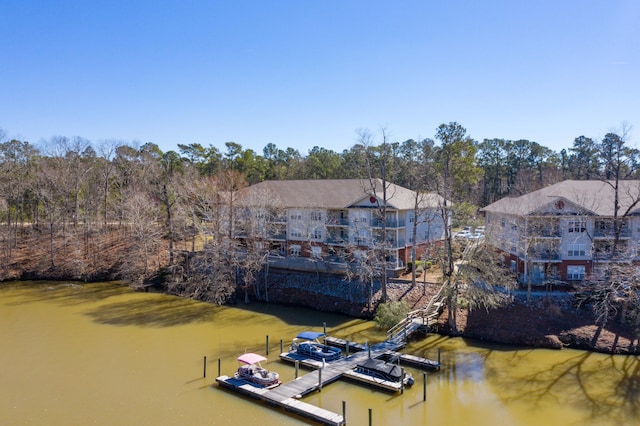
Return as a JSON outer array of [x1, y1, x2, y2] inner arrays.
[[1, 281, 639, 426]]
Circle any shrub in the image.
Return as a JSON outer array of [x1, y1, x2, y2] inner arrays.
[[374, 300, 409, 330]]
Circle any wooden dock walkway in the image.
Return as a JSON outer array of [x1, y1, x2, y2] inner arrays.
[[217, 337, 439, 425]]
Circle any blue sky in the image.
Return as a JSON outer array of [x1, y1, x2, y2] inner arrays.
[[1, 1, 638, 156]]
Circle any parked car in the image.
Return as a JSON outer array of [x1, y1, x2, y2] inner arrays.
[[455, 230, 472, 238], [468, 231, 484, 240]]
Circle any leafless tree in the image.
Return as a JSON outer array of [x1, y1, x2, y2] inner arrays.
[[119, 188, 163, 287], [356, 127, 396, 302]]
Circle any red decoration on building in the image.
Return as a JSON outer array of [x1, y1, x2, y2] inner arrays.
[[369, 196, 377, 204], [555, 200, 565, 210]]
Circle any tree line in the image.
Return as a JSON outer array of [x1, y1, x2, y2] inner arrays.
[[0, 123, 636, 318]]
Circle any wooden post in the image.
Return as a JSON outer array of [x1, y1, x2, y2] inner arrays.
[[218, 358, 221, 377], [342, 400, 346, 424], [323, 321, 327, 336], [369, 408, 372, 426], [266, 335, 269, 356], [346, 341, 350, 357], [280, 339, 283, 354], [319, 367, 322, 391], [367, 341, 371, 359], [401, 368, 405, 394], [423, 372, 427, 401], [437, 347, 441, 369], [295, 360, 299, 379], [203, 356, 207, 378]]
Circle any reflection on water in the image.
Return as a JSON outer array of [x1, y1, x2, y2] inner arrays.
[[1, 281, 639, 426]]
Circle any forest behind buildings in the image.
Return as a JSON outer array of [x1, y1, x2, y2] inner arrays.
[[0, 122, 636, 309]]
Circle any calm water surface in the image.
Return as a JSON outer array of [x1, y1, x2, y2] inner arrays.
[[1, 281, 639, 426]]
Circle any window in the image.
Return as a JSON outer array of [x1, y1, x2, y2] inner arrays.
[[568, 244, 586, 256], [290, 229, 302, 238], [311, 246, 322, 259], [567, 265, 585, 280], [311, 211, 323, 221], [311, 229, 322, 240], [510, 260, 516, 273], [501, 218, 506, 227], [568, 220, 586, 233], [290, 212, 302, 220], [289, 245, 301, 257]]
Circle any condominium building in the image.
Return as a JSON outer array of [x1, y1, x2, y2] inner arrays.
[[481, 180, 640, 284], [236, 179, 448, 276]]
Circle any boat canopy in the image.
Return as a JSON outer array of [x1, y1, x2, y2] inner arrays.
[[295, 331, 326, 340], [237, 353, 267, 365], [357, 359, 402, 380]]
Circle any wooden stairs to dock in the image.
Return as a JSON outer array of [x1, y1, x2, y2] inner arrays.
[[386, 280, 448, 342]]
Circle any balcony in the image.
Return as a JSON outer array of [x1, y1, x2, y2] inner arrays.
[[270, 215, 287, 224], [326, 218, 349, 227], [527, 226, 561, 238], [326, 235, 348, 246], [371, 219, 405, 228], [528, 250, 562, 261], [372, 237, 406, 248], [594, 228, 631, 239]]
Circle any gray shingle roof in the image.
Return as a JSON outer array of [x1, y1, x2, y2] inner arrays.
[[481, 180, 640, 216], [239, 179, 445, 210]]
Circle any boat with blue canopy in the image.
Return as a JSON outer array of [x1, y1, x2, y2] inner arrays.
[[290, 331, 342, 362]]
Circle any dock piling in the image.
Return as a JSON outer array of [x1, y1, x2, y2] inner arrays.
[[437, 347, 441, 369], [280, 339, 283, 354], [295, 360, 299, 378], [218, 358, 221, 377], [203, 355, 207, 378], [369, 408, 372, 426], [342, 401, 346, 424], [423, 372, 427, 401], [266, 335, 269, 356]]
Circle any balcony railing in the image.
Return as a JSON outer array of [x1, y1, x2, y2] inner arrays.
[[371, 219, 405, 228], [372, 238, 406, 248], [527, 226, 561, 237], [326, 235, 348, 246], [594, 228, 632, 238], [267, 231, 286, 240], [528, 250, 562, 261], [326, 218, 349, 226]]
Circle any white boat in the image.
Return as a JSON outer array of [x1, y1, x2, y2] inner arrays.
[[291, 331, 342, 362], [233, 353, 281, 389]]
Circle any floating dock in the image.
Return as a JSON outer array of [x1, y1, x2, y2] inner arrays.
[[342, 369, 408, 392], [216, 336, 440, 425], [216, 375, 344, 425], [324, 336, 366, 353], [379, 351, 441, 371]]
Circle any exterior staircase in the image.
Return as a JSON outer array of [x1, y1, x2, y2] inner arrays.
[[386, 280, 448, 343]]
